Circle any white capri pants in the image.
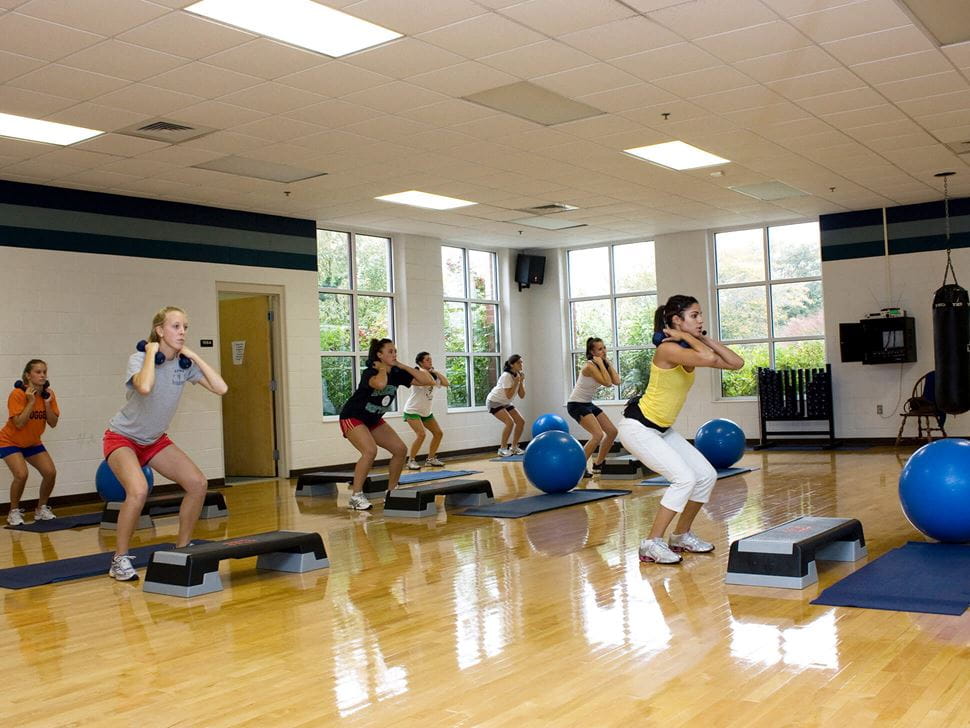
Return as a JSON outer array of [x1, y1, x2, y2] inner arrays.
[[617, 418, 717, 513]]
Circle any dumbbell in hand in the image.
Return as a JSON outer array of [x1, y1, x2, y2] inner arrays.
[[137, 340, 192, 370]]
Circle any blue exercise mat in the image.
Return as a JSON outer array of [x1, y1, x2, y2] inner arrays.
[[399, 469, 482, 484], [811, 541, 970, 615], [4, 512, 102, 533], [640, 466, 757, 486], [0, 542, 179, 590], [489, 455, 524, 462], [457, 488, 630, 518]]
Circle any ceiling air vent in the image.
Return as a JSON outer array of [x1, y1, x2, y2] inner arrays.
[[117, 118, 217, 143], [518, 202, 579, 214], [944, 141, 970, 156]]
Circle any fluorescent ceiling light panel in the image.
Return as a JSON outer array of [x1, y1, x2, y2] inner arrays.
[[376, 191, 476, 210], [0, 112, 102, 145], [186, 0, 401, 57], [624, 141, 729, 170], [194, 155, 326, 183], [463, 82, 604, 126], [512, 216, 587, 230], [730, 181, 808, 201]]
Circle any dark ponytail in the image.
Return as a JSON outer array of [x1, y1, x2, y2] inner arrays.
[[415, 351, 430, 366], [655, 294, 699, 332], [585, 337, 606, 361], [366, 338, 393, 367], [503, 354, 522, 373]]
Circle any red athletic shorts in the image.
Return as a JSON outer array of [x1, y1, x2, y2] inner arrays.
[[103, 430, 174, 466], [339, 417, 386, 438]]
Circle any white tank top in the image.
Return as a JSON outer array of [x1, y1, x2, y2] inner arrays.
[[568, 371, 601, 403]]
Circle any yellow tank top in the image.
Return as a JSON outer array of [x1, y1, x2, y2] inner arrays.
[[638, 362, 695, 427]]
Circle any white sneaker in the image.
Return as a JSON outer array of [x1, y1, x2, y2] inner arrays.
[[348, 492, 373, 511], [511, 446, 525, 455], [6, 508, 25, 526], [425, 456, 445, 467], [669, 530, 714, 553], [406, 459, 421, 470], [497, 447, 512, 457], [109, 554, 138, 581], [34, 505, 56, 521], [638, 537, 682, 564]]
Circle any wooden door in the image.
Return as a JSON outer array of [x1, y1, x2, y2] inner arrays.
[[219, 295, 276, 477]]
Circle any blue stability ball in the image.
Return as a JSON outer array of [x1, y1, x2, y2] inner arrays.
[[523, 430, 587, 494], [96, 460, 154, 502], [694, 418, 746, 469], [531, 412, 570, 438], [899, 439, 970, 543]]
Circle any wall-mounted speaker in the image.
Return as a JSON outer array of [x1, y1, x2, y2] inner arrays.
[[515, 254, 545, 290]]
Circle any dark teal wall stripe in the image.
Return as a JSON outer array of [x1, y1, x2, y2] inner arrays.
[[820, 197, 970, 262], [0, 225, 316, 271], [0, 180, 315, 239]]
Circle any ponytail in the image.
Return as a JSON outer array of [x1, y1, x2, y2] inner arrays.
[[503, 354, 522, 373], [655, 295, 698, 331], [366, 338, 393, 367], [585, 337, 603, 360]]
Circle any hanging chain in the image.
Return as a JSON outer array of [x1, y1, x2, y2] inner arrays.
[[939, 172, 958, 288]]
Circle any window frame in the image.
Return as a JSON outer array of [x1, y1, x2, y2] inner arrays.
[[565, 240, 658, 403], [318, 229, 396, 420], [441, 245, 502, 412], [710, 220, 825, 401]]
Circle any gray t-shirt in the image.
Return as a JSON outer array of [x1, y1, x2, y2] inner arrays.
[[108, 352, 204, 444]]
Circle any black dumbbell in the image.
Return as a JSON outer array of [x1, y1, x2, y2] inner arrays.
[[14, 380, 51, 399], [137, 340, 192, 370]]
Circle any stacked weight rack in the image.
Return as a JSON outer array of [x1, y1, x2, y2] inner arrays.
[[755, 364, 838, 449]]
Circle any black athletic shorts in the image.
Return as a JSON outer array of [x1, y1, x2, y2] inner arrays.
[[567, 401, 603, 423]]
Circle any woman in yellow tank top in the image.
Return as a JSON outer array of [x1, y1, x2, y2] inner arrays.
[[617, 295, 744, 565]]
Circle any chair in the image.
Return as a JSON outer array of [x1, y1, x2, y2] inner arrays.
[[895, 372, 947, 447]]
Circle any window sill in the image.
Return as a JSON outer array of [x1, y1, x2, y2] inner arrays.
[[446, 406, 489, 413]]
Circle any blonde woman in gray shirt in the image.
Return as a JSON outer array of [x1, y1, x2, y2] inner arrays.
[[102, 306, 228, 582]]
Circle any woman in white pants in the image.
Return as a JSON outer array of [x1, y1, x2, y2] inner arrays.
[[618, 295, 744, 564]]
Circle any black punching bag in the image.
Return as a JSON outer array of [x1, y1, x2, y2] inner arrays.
[[933, 283, 970, 414]]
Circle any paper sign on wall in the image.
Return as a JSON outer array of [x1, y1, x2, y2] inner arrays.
[[232, 340, 246, 365]]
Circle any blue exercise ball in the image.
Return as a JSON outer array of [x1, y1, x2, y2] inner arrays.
[[523, 430, 586, 494], [694, 418, 746, 469], [899, 438, 970, 543], [96, 460, 153, 502], [532, 412, 570, 438]]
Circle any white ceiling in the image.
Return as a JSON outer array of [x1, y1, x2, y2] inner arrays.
[[1, 0, 969, 248]]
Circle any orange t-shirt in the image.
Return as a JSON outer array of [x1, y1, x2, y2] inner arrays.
[[0, 388, 60, 448]]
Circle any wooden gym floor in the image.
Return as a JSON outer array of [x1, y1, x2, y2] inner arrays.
[[0, 447, 967, 728]]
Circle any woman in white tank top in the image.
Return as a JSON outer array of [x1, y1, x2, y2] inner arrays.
[[567, 337, 620, 475], [402, 351, 449, 469]]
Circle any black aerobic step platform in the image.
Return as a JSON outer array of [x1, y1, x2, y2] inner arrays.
[[383, 479, 494, 518], [100, 491, 228, 530], [295, 471, 389, 499], [725, 516, 867, 589], [143, 530, 329, 597], [600, 455, 644, 479]]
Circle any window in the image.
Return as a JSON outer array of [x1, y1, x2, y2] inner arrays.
[[713, 221, 824, 398], [442, 246, 500, 408], [566, 241, 657, 400], [318, 230, 394, 416]]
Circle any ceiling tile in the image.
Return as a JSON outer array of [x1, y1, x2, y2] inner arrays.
[[653, 66, 755, 97], [692, 85, 787, 113], [0, 85, 78, 117], [797, 87, 886, 115], [577, 83, 678, 113], [788, 0, 913, 43], [877, 71, 970, 102], [767, 68, 867, 100], [647, 0, 777, 39], [695, 21, 813, 64], [340, 82, 449, 114], [60, 40, 187, 82], [534, 63, 642, 97], [479, 41, 597, 79], [344, 0, 485, 35], [285, 98, 385, 127], [347, 38, 465, 78], [8, 64, 129, 101], [417, 12, 545, 58], [559, 16, 682, 60], [230, 116, 327, 143], [0, 12, 103, 62], [16, 0, 168, 36], [73, 132, 170, 157], [851, 49, 953, 85], [218, 83, 328, 115], [734, 45, 841, 82], [118, 12, 254, 60], [407, 61, 519, 97], [174, 100, 269, 129], [0, 50, 47, 83], [92, 84, 204, 117], [144, 63, 264, 99], [613, 43, 720, 82], [203, 38, 326, 80], [897, 89, 970, 117], [279, 62, 392, 97], [821, 25, 935, 65], [499, 0, 635, 36], [44, 101, 147, 131]]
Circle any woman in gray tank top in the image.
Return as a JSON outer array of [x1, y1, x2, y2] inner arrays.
[[567, 338, 620, 476]]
